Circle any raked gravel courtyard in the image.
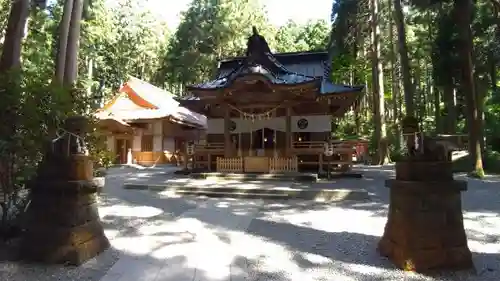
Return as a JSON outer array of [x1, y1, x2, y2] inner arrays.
[[0, 165, 499, 281]]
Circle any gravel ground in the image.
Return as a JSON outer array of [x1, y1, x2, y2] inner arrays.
[[0, 165, 203, 281], [238, 167, 500, 281], [0, 165, 498, 281]]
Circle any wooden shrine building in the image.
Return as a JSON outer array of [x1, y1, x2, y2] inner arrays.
[[179, 28, 364, 173], [96, 77, 206, 166]]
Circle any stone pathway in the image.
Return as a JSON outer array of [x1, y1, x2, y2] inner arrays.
[[99, 197, 263, 281], [1, 165, 499, 281]]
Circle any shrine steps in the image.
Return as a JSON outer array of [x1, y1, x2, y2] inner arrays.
[[188, 172, 318, 182], [123, 183, 370, 202], [186, 172, 364, 182]]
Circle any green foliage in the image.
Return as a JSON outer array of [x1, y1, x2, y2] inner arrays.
[[453, 150, 500, 175], [274, 20, 330, 53], [86, 129, 115, 171], [0, 70, 86, 228], [431, 8, 461, 89], [468, 168, 485, 179], [160, 0, 275, 89], [485, 103, 500, 151]]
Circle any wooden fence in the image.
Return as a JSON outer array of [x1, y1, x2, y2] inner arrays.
[[269, 157, 298, 173], [216, 157, 243, 173]]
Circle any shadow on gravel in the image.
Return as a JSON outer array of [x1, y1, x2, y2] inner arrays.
[[242, 215, 499, 280], [12, 165, 485, 281]]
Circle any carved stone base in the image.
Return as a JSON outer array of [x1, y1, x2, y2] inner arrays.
[[378, 178, 473, 272], [395, 161, 453, 181], [21, 156, 109, 265]]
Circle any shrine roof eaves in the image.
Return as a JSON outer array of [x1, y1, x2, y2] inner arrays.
[[218, 51, 328, 69], [187, 67, 318, 91], [187, 50, 323, 91], [320, 81, 364, 95]]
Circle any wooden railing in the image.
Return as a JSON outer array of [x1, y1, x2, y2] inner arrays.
[[269, 157, 298, 173], [436, 134, 469, 150], [132, 151, 165, 166], [216, 157, 243, 173], [194, 142, 225, 153], [292, 141, 324, 149], [292, 141, 324, 153], [331, 141, 356, 154]]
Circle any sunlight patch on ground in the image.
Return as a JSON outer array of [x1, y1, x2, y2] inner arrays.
[[343, 262, 393, 277], [112, 236, 167, 256], [102, 229, 120, 240], [162, 178, 190, 183], [99, 204, 163, 219], [97, 166, 500, 281], [464, 211, 500, 219], [259, 206, 387, 237], [463, 210, 500, 254]]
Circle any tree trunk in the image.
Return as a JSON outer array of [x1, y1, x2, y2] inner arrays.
[[371, 0, 388, 165], [87, 56, 93, 113], [433, 85, 441, 133], [352, 30, 361, 136], [414, 60, 424, 119], [55, 0, 74, 84], [393, 0, 414, 118], [0, 0, 30, 72], [475, 74, 486, 151], [389, 0, 401, 149], [442, 83, 456, 133], [454, 0, 483, 175], [63, 0, 84, 86]]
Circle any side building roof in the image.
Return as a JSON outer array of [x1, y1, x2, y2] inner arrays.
[[97, 76, 207, 128]]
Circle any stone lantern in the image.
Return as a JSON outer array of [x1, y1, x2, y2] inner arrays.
[[377, 119, 473, 272], [20, 116, 109, 265]]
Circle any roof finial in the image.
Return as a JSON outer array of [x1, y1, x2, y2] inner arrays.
[[246, 26, 271, 57]]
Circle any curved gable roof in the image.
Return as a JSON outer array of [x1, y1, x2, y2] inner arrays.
[[98, 77, 207, 128]]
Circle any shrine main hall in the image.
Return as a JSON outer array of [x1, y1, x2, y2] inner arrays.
[[179, 28, 364, 173]]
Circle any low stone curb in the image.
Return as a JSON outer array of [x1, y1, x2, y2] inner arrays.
[[122, 183, 370, 202]]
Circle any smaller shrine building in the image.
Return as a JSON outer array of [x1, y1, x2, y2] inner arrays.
[[96, 77, 206, 166]]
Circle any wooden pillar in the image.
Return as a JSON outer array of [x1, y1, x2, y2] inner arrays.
[[238, 109, 242, 157], [319, 153, 323, 173], [273, 129, 277, 157], [224, 105, 231, 157], [273, 110, 277, 157], [208, 154, 212, 171], [249, 113, 253, 156], [261, 127, 265, 156], [285, 106, 292, 157], [184, 142, 189, 170], [238, 132, 242, 157]]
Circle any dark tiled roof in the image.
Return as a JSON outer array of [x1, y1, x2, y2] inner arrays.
[[217, 51, 328, 72], [186, 30, 363, 95], [187, 51, 319, 90], [178, 80, 363, 101], [320, 80, 364, 94]]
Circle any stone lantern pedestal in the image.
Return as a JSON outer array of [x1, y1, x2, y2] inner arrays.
[[378, 159, 473, 272], [20, 117, 109, 265]]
